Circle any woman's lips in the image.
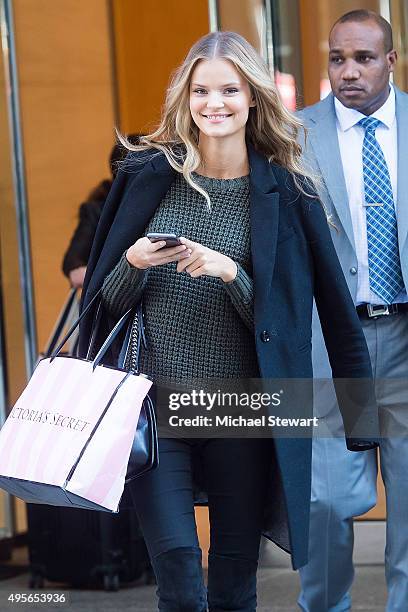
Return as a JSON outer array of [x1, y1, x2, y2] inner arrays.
[[201, 114, 232, 123]]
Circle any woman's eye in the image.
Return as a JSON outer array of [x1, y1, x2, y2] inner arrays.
[[224, 88, 239, 94], [358, 55, 371, 63], [193, 89, 207, 95], [330, 56, 343, 64]]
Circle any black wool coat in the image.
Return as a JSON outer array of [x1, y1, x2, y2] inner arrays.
[[79, 145, 378, 569]]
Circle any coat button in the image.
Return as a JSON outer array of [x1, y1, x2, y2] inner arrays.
[[350, 266, 357, 275], [260, 330, 270, 343]]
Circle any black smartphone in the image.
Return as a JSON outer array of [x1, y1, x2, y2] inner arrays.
[[146, 232, 182, 247]]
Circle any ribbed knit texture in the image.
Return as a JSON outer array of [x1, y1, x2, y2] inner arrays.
[[102, 254, 147, 318], [102, 172, 258, 385]]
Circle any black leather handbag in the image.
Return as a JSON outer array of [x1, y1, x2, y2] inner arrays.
[[118, 304, 159, 483]]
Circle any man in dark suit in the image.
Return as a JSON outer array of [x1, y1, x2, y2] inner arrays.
[[298, 10, 408, 611]]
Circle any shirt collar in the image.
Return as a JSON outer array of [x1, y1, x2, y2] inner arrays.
[[334, 85, 395, 132]]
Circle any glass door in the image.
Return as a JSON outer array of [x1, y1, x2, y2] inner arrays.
[[0, 0, 37, 542]]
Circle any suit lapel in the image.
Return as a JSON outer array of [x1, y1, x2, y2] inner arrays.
[[248, 146, 280, 318], [396, 87, 408, 255], [306, 95, 356, 251]]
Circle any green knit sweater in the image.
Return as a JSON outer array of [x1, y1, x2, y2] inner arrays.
[[102, 172, 259, 385]]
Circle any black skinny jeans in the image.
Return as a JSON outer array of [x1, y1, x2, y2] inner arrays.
[[129, 437, 272, 611]]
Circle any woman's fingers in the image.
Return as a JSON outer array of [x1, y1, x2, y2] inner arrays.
[[177, 251, 199, 272], [176, 242, 201, 272], [179, 237, 195, 249], [189, 266, 205, 278], [149, 242, 187, 256], [155, 249, 192, 266], [144, 236, 204, 269], [149, 243, 189, 266], [184, 258, 203, 274], [148, 239, 167, 251]]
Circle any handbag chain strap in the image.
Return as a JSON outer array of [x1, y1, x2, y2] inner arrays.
[[119, 302, 146, 373]]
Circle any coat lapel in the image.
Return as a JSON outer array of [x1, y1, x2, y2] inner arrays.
[[248, 146, 280, 318], [306, 94, 356, 252], [86, 155, 176, 301], [395, 87, 408, 256]]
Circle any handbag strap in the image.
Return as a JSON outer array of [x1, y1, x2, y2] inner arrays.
[[86, 299, 144, 366], [51, 300, 134, 375], [91, 308, 134, 370], [50, 288, 102, 360], [118, 302, 146, 372], [85, 300, 103, 360], [44, 288, 79, 357]]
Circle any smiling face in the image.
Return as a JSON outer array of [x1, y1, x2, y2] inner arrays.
[[328, 19, 396, 115], [189, 58, 255, 142]]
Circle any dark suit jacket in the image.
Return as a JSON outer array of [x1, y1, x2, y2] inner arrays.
[[79, 144, 378, 569], [62, 180, 112, 277]]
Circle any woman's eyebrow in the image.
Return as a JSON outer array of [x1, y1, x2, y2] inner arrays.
[[191, 81, 241, 87]]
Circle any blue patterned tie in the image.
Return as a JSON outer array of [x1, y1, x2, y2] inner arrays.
[[359, 117, 403, 303]]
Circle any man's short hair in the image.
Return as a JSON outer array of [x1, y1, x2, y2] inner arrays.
[[331, 9, 393, 53]]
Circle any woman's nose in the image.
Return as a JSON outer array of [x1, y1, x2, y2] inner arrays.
[[206, 93, 224, 108]]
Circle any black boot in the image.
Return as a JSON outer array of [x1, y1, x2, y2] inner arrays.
[[152, 546, 207, 611], [207, 553, 258, 611]]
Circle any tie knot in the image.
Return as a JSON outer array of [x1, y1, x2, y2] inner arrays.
[[359, 117, 381, 133]]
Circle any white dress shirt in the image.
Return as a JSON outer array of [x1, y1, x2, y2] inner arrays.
[[334, 86, 407, 304]]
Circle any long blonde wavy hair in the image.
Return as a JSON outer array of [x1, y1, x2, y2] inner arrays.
[[118, 31, 316, 206]]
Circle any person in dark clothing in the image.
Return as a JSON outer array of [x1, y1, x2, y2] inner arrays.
[[62, 136, 140, 287], [62, 183, 110, 287]]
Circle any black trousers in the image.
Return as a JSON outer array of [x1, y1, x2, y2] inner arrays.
[[130, 437, 272, 611]]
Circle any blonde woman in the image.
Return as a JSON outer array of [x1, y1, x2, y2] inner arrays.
[[79, 32, 377, 611]]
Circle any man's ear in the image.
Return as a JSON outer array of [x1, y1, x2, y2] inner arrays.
[[388, 49, 397, 72]]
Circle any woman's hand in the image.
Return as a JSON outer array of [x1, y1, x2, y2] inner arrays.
[[176, 238, 237, 282], [69, 266, 87, 288], [126, 237, 191, 270]]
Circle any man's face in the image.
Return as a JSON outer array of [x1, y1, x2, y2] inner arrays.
[[328, 20, 397, 115]]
